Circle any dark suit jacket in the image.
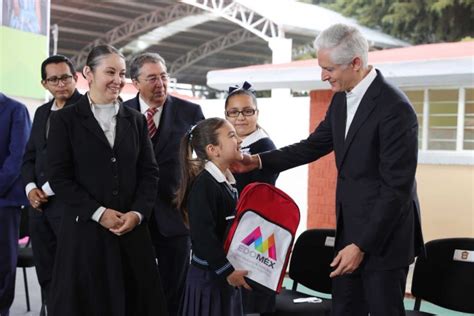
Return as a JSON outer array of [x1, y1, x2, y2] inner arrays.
[[47, 94, 159, 221], [0, 93, 31, 207], [46, 95, 164, 315], [21, 90, 82, 215], [124, 94, 205, 237], [261, 70, 424, 270]]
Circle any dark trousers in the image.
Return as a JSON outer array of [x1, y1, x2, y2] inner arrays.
[[332, 267, 408, 316], [29, 202, 62, 305], [0, 206, 21, 316], [149, 218, 190, 316]]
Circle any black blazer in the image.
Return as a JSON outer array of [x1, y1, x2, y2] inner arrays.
[[46, 95, 165, 315], [22, 90, 82, 214], [124, 94, 205, 236], [47, 94, 159, 221], [261, 70, 424, 270]]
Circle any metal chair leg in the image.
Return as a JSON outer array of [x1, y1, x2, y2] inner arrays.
[[414, 297, 421, 311], [22, 267, 31, 312], [40, 288, 46, 316]]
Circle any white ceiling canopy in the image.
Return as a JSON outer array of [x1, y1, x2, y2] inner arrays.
[[50, 0, 410, 86]]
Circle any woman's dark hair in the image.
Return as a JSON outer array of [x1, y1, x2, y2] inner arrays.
[[83, 44, 124, 78], [174, 117, 227, 225]]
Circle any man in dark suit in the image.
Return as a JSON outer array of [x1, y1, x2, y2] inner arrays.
[[0, 93, 31, 316], [124, 52, 204, 315], [21, 55, 81, 313], [237, 24, 424, 315]]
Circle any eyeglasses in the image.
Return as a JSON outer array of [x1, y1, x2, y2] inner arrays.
[[140, 74, 170, 85], [225, 108, 257, 117], [45, 75, 73, 86]]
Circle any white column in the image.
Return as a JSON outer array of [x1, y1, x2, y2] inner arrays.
[[268, 37, 292, 99], [422, 89, 429, 151], [456, 88, 466, 151]]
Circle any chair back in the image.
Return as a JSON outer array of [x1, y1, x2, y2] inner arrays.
[[411, 238, 474, 313], [288, 228, 335, 294]]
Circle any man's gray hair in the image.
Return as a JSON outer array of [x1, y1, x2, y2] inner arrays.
[[314, 24, 369, 68], [129, 52, 167, 79]]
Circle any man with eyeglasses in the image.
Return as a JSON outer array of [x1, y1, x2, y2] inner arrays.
[[124, 52, 204, 316], [21, 55, 81, 315]]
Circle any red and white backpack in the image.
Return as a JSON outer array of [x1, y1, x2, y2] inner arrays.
[[224, 182, 300, 293]]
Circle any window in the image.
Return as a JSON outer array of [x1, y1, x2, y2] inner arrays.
[[428, 89, 458, 150], [403, 88, 473, 152], [464, 88, 474, 150]]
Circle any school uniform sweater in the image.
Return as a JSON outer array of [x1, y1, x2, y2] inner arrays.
[[235, 129, 278, 193], [188, 164, 238, 279]]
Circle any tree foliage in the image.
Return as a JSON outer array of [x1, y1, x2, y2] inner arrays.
[[306, 0, 474, 44]]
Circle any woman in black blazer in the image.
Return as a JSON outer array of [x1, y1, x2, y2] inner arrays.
[[47, 45, 167, 316]]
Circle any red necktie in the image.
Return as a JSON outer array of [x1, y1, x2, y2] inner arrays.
[[146, 107, 158, 138]]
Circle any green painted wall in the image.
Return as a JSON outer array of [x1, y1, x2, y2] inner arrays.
[[0, 26, 47, 99]]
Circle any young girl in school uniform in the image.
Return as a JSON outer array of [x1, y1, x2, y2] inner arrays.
[[176, 117, 251, 316], [224, 82, 279, 198]]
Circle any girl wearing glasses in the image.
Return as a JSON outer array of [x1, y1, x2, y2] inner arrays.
[[224, 82, 279, 315], [46, 45, 167, 315]]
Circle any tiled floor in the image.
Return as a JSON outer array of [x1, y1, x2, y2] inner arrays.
[[288, 280, 473, 316], [10, 267, 42, 316]]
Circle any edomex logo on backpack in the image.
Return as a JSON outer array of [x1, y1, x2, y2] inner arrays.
[[224, 182, 300, 293]]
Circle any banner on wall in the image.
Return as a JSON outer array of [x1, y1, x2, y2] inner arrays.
[[1, 0, 50, 99], [2, 0, 48, 35]]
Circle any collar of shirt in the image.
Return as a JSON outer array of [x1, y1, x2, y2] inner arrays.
[[204, 161, 236, 186], [345, 66, 377, 101], [87, 93, 119, 116], [50, 100, 59, 111], [241, 128, 269, 148], [344, 67, 377, 137], [139, 96, 163, 129], [138, 96, 162, 116]]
